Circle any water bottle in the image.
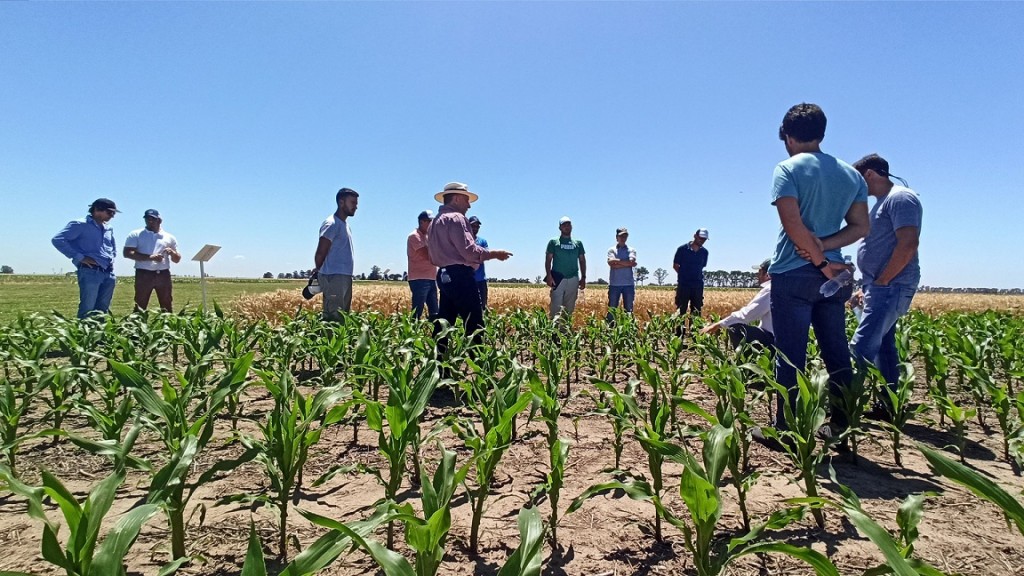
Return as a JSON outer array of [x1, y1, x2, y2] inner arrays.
[[820, 255, 854, 297]]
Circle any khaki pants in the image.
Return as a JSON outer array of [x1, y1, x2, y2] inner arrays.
[[321, 274, 353, 321], [549, 276, 580, 320]]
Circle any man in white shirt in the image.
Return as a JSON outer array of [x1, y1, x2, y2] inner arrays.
[[123, 209, 181, 312], [701, 258, 773, 353]]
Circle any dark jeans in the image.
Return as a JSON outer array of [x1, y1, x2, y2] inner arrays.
[[477, 280, 488, 310], [435, 265, 484, 360], [770, 264, 853, 429], [409, 279, 439, 319], [135, 269, 173, 312], [675, 282, 704, 315]]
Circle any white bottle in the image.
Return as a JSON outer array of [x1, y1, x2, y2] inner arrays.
[[820, 255, 855, 297]]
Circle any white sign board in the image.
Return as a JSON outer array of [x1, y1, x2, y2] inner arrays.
[[192, 244, 221, 262]]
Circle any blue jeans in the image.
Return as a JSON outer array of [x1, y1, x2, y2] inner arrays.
[[76, 266, 116, 318], [770, 264, 853, 428], [409, 279, 439, 319], [851, 282, 917, 388], [607, 285, 635, 320]]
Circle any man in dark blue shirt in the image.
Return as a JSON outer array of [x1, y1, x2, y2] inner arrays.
[[52, 198, 120, 318], [673, 228, 710, 318]]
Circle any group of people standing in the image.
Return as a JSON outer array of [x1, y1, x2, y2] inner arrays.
[[52, 200, 181, 318]]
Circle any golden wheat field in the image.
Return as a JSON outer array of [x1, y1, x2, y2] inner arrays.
[[229, 282, 1024, 322]]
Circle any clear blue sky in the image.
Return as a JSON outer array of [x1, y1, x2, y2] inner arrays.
[[3, 2, 1022, 289]]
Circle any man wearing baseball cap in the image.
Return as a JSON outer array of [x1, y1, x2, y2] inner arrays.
[[51, 198, 120, 318], [468, 216, 490, 309], [314, 187, 359, 321], [606, 227, 637, 322], [427, 182, 512, 358], [123, 209, 181, 312], [407, 209, 438, 320], [545, 216, 587, 322], [673, 228, 710, 322]]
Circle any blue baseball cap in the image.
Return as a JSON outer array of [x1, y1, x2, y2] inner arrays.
[[144, 209, 161, 219]]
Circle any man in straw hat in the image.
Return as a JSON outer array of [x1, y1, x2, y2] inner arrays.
[[427, 182, 512, 358], [52, 198, 120, 318]]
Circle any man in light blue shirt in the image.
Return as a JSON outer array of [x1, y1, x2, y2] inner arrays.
[[761, 103, 869, 449], [314, 187, 358, 321], [606, 227, 637, 322], [469, 216, 489, 309], [52, 198, 120, 318]]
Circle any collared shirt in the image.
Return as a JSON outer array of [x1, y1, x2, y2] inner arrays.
[[720, 280, 773, 335], [426, 205, 488, 268], [673, 243, 708, 285], [407, 229, 437, 281], [124, 227, 178, 271], [319, 213, 354, 275], [607, 244, 636, 286], [52, 215, 117, 270]]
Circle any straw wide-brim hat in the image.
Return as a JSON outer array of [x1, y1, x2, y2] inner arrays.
[[434, 182, 479, 203]]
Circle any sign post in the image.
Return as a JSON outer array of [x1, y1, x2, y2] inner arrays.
[[191, 244, 222, 311]]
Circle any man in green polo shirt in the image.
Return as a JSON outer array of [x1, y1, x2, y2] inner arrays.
[[545, 216, 587, 321]]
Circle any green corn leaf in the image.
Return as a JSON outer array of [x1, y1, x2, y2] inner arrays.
[[567, 479, 654, 514], [919, 443, 1024, 536], [727, 541, 839, 576], [90, 503, 160, 575], [497, 507, 545, 576], [240, 522, 268, 576]]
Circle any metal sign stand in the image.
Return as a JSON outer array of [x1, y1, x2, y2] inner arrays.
[[191, 244, 222, 311]]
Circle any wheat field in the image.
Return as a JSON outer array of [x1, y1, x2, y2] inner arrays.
[[229, 282, 1024, 322]]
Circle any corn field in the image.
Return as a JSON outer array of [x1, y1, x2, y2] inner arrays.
[[1, 294, 1023, 575]]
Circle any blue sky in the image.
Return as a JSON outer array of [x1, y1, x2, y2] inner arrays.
[[2, 2, 1022, 289]]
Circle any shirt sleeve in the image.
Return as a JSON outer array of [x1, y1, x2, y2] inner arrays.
[[771, 163, 798, 204], [577, 241, 585, 255], [888, 191, 923, 230], [319, 218, 336, 240], [546, 239, 557, 254], [52, 220, 84, 264], [700, 249, 708, 268], [629, 248, 637, 261], [722, 286, 771, 327], [607, 247, 616, 261], [124, 230, 139, 249]]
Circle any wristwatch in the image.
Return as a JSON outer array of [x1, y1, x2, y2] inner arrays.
[[815, 260, 828, 269]]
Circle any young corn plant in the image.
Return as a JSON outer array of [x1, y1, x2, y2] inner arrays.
[[569, 421, 839, 576], [876, 363, 927, 467], [933, 390, 975, 463], [583, 378, 640, 471], [225, 368, 352, 561], [359, 352, 439, 548], [75, 370, 137, 443], [528, 367, 570, 547], [110, 352, 256, 562], [0, 370, 44, 477], [919, 443, 1024, 537], [795, 468, 944, 576], [0, 467, 161, 576], [763, 368, 831, 529], [832, 364, 869, 462], [453, 353, 532, 556]]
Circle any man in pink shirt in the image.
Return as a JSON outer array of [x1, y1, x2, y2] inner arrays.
[[426, 182, 512, 356], [407, 210, 438, 319]]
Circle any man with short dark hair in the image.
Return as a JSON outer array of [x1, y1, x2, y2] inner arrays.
[[314, 187, 359, 320], [52, 198, 120, 318], [765, 102, 869, 443], [468, 216, 490, 309], [124, 209, 181, 312], [407, 209, 438, 319], [701, 258, 773, 353], [427, 182, 511, 356], [850, 154, 922, 417], [673, 228, 710, 318], [606, 227, 637, 321], [545, 216, 586, 321]]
